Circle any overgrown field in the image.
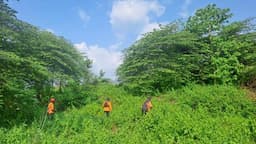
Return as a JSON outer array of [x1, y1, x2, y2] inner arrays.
[[1, 85, 256, 144]]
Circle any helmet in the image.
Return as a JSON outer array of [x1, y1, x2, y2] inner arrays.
[[50, 98, 55, 102]]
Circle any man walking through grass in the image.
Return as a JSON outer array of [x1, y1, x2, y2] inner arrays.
[[103, 98, 112, 117], [142, 97, 153, 115], [47, 98, 55, 120]]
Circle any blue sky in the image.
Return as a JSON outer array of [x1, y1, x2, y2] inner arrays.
[[8, 0, 256, 80]]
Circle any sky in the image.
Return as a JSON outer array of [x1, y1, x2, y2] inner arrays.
[[8, 0, 256, 80]]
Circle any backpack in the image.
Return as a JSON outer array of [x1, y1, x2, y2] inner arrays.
[[142, 102, 148, 112]]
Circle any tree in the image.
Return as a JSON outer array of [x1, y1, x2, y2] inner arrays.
[[117, 4, 256, 95], [117, 22, 199, 94], [186, 4, 232, 37], [0, 0, 92, 127]]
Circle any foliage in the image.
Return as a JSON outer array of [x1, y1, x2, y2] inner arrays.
[[185, 4, 232, 36], [0, 85, 255, 143], [54, 82, 98, 111], [117, 4, 256, 95], [0, 1, 92, 127], [118, 22, 199, 95], [1, 2, 256, 144]]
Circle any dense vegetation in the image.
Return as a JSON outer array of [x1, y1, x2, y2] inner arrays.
[[0, 84, 255, 143], [1, 1, 256, 143], [0, 0, 92, 127], [117, 4, 256, 95]]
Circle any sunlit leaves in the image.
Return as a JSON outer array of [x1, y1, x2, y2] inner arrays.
[[0, 85, 256, 143], [118, 22, 198, 94], [186, 4, 232, 37], [118, 4, 256, 94], [0, 0, 92, 127]]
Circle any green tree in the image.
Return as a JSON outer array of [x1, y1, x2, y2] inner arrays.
[[0, 0, 92, 127], [117, 4, 256, 95], [118, 22, 199, 94], [186, 4, 232, 37]]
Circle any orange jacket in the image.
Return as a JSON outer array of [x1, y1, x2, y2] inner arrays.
[[47, 102, 55, 114], [146, 101, 153, 112], [103, 101, 112, 112]]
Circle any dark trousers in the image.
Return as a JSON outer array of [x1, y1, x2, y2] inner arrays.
[[48, 113, 54, 120], [104, 111, 110, 117], [142, 109, 148, 115]]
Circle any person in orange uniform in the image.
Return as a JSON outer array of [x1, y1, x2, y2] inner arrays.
[[103, 98, 112, 117], [47, 98, 55, 120], [142, 97, 153, 115]]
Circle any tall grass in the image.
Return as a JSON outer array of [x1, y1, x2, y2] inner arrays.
[[0, 84, 255, 143]]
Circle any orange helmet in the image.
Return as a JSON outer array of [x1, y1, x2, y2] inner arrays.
[[50, 98, 55, 102]]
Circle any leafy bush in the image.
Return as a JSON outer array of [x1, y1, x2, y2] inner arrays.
[[1, 85, 256, 143], [168, 85, 256, 117]]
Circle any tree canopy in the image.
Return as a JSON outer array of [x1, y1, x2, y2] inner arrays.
[[0, 0, 92, 126], [117, 4, 256, 95]]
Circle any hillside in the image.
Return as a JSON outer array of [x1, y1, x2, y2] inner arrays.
[[1, 1, 256, 144], [1, 85, 255, 144]]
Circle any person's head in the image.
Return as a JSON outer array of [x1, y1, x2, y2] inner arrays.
[[50, 98, 55, 103], [147, 97, 152, 101], [106, 97, 110, 101]]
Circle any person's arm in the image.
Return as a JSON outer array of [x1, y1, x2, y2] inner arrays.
[[109, 102, 112, 111], [52, 104, 55, 112]]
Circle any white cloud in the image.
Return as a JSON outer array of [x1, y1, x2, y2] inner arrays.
[[109, 42, 123, 51], [78, 9, 90, 24], [141, 22, 160, 34], [110, 0, 165, 39], [74, 42, 122, 80], [137, 21, 169, 40], [179, 0, 192, 18], [137, 22, 160, 40], [45, 28, 55, 33], [74, 42, 87, 52]]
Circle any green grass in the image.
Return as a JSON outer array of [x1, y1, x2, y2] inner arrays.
[[0, 84, 256, 143]]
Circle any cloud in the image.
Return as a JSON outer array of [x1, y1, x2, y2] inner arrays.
[[137, 21, 169, 40], [110, 0, 165, 39], [78, 9, 90, 24], [141, 22, 160, 34], [179, 0, 192, 18], [109, 42, 123, 51], [74, 42, 122, 80], [137, 22, 161, 40], [45, 28, 55, 33], [74, 42, 87, 52]]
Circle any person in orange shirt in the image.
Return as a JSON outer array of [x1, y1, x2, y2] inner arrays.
[[142, 97, 153, 115], [47, 98, 55, 120], [103, 98, 112, 117]]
